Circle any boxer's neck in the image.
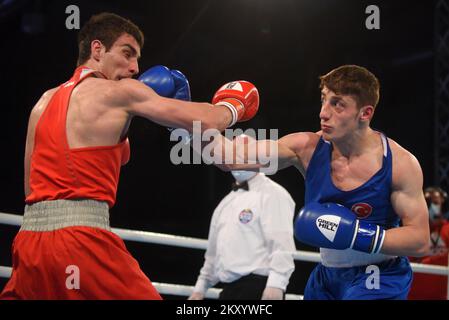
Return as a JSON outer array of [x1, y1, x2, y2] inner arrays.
[[332, 127, 378, 158]]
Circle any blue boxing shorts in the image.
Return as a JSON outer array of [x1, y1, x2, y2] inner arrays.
[[304, 256, 412, 300]]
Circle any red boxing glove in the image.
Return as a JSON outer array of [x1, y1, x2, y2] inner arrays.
[[212, 81, 259, 127]]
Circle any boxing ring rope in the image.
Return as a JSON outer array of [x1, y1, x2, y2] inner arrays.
[[1, 212, 448, 300]]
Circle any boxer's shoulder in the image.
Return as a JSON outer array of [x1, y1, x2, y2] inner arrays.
[[93, 78, 149, 99], [75, 76, 111, 92], [280, 131, 320, 151], [73, 77, 128, 105], [277, 131, 320, 172], [280, 131, 321, 162], [388, 138, 420, 168], [42, 87, 59, 99], [389, 138, 423, 189], [30, 87, 58, 117]]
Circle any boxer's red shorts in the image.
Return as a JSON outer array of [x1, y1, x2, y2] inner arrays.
[[0, 226, 162, 300]]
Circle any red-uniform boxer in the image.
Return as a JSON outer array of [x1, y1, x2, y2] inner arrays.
[[1, 12, 258, 299]]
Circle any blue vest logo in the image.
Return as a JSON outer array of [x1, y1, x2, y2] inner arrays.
[[351, 203, 373, 219]]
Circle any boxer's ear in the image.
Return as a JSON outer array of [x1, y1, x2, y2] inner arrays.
[[359, 105, 374, 122], [91, 40, 104, 62]]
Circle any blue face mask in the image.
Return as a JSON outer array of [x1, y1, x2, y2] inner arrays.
[[231, 171, 257, 183], [429, 203, 442, 220]]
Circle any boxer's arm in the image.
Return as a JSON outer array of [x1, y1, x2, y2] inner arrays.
[[277, 132, 320, 173], [382, 146, 430, 257], [212, 132, 319, 174], [109, 78, 233, 132]]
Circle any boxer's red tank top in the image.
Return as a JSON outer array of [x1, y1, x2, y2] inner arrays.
[[26, 66, 130, 208]]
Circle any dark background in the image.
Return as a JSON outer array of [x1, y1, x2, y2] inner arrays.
[[0, 0, 436, 298]]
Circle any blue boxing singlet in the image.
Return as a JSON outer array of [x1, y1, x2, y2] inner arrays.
[[305, 132, 398, 267]]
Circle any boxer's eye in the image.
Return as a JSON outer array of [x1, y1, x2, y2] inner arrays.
[[330, 98, 344, 108]]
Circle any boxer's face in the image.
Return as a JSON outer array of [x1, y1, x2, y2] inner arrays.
[[98, 33, 141, 80], [319, 87, 364, 141]]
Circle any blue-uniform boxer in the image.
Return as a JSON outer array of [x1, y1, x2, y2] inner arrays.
[[295, 134, 412, 300], [210, 65, 430, 300]]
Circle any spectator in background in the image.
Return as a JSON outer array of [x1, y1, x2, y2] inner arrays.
[[408, 186, 449, 300]]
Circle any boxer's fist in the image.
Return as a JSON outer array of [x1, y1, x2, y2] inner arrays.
[[294, 202, 385, 254], [138, 65, 191, 101], [212, 81, 259, 126]]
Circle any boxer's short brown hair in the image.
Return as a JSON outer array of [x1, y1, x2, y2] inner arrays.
[[320, 65, 380, 109], [77, 12, 144, 66]]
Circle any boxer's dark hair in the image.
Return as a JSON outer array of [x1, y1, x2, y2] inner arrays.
[[77, 12, 144, 66], [319, 65, 380, 109]]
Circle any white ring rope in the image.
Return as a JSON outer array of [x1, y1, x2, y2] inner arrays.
[[0, 266, 302, 300], [0, 266, 12, 279], [1, 212, 448, 299]]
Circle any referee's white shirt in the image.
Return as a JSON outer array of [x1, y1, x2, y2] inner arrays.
[[193, 173, 296, 294]]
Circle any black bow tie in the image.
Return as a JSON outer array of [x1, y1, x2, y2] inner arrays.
[[232, 181, 249, 191]]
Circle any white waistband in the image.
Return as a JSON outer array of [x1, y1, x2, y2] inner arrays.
[[21, 199, 110, 232], [320, 248, 396, 268]]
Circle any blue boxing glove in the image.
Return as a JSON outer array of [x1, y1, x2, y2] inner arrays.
[[170, 69, 191, 101], [138, 65, 191, 101], [294, 202, 385, 254], [138, 65, 192, 143]]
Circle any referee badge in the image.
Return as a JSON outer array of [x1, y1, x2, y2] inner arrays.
[[239, 209, 253, 224]]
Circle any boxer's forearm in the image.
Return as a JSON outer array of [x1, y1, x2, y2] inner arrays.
[[208, 135, 276, 171], [380, 226, 430, 257]]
